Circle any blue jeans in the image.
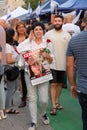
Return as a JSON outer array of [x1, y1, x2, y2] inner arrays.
[[77, 92, 87, 130], [0, 76, 6, 109], [25, 73, 49, 124], [5, 79, 18, 109]]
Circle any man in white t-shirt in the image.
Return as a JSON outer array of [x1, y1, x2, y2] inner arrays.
[[62, 15, 81, 36], [45, 15, 71, 115], [62, 15, 81, 88]]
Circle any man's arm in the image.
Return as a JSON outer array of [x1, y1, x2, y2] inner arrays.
[[0, 46, 2, 60], [0, 52, 2, 60], [66, 56, 77, 98]]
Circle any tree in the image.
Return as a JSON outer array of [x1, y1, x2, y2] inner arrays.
[[23, 0, 42, 10]]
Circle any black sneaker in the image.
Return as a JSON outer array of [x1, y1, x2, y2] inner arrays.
[[42, 113, 50, 125]]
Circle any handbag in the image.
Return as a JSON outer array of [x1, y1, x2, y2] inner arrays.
[[16, 53, 25, 69], [4, 65, 19, 81]]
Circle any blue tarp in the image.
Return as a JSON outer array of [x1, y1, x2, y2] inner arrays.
[[40, 1, 50, 15], [40, 0, 68, 15], [59, 0, 87, 10], [40, 0, 74, 15], [31, 0, 68, 16], [41, 0, 87, 15], [31, 0, 87, 17], [72, 0, 87, 10]]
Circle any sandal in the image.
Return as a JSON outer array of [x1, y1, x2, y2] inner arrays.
[[56, 103, 63, 110], [0, 110, 7, 119], [6, 108, 19, 114], [50, 108, 57, 115]]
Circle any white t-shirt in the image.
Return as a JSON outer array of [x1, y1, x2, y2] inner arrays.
[[6, 43, 18, 65], [17, 38, 56, 69], [62, 23, 80, 36], [45, 29, 71, 71]]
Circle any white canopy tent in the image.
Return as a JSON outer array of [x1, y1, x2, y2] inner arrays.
[[0, 6, 28, 20]]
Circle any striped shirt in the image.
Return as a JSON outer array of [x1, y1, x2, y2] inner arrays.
[[66, 30, 87, 94]]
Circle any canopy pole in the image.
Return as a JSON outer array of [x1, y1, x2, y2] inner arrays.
[[51, 14, 54, 24]]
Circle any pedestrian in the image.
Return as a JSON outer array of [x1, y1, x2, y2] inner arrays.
[[14, 21, 28, 108], [0, 25, 7, 119], [62, 14, 81, 88], [66, 15, 87, 130], [17, 21, 55, 130], [45, 15, 71, 115], [62, 14, 81, 36], [5, 28, 19, 114]]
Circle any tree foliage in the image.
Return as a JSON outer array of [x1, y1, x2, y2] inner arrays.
[[23, 0, 41, 10]]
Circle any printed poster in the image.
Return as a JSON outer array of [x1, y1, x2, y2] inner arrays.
[[22, 48, 53, 86]]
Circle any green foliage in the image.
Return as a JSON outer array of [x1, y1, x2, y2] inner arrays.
[[23, 0, 41, 10], [41, 48, 50, 54]]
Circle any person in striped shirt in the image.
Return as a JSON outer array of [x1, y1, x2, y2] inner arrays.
[[66, 15, 87, 130]]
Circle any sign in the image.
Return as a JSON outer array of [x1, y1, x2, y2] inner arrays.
[[22, 49, 53, 86]]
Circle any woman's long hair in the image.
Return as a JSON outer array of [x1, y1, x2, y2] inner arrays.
[[6, 28, 15, 45], [14, 21, 27, 41]]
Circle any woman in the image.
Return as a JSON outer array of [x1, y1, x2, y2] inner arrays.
[[5, 28, 19, 114], [0, 25, 7, 119], [17, 22, 55, 130], [14, 21, 28, 108]]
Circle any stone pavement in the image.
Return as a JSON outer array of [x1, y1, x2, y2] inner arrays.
[[0, 91, 52, 130]]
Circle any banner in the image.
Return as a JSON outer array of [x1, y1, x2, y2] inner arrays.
[[22, 49, 53, 86], [6, 5, 11, 21], [28, 2, 32, 16]]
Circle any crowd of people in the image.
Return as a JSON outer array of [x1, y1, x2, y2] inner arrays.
[[0, 12, 87, 130]]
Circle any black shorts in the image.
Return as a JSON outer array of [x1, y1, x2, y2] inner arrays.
[[50, 69, 65, 83]]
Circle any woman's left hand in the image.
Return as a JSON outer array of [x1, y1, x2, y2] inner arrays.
[[41, 52, 53, 64]]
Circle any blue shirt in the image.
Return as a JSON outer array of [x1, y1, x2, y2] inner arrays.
[[66, 30, 87, 94]]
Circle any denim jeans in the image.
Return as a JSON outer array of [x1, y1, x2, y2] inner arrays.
[[77, 92, 87, 130], [5, 79, 18, 109], [25, 73, 49, 124], [0, 76, 6, 109]]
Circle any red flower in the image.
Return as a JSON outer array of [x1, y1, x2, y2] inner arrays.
[[46, 39, 51, 43], [40, 39, 51, 54]]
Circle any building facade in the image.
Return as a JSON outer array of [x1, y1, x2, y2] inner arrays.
[[0, 0, 24, 17], [8, 0, 24, 11], [0, 0, 8, 17]]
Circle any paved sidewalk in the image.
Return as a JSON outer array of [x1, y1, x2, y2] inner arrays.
[[0, 91, 52, 130]]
